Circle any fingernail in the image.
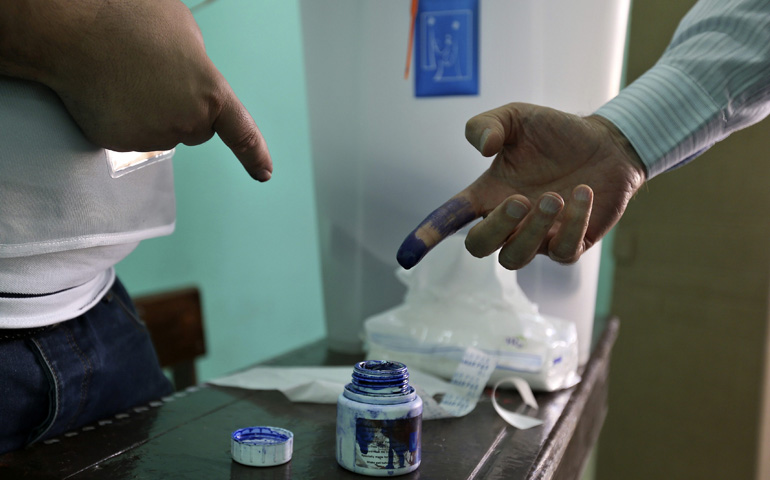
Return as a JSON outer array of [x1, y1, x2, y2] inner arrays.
[[505, 200, 529, 219], [539, 195, 562, 214], [253, 169, 272, 182], [396, 234, 427, 269], [479, 128, 492, 153], [573, 186, 591, 202]]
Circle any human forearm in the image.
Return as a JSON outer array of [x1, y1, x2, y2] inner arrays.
[[0, 0, 99, 83]]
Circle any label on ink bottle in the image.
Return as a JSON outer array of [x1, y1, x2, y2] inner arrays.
[[354, 416, 422, 470]]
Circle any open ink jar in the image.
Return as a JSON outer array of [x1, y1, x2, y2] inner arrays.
[[336, 360, 422, 476]]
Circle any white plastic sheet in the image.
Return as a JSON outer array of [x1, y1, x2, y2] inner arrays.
[[364, 235, 580, 391]]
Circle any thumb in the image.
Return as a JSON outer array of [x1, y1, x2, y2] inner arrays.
[[465, 109, 506, 157], [214, 89, 273, 182], [465, 103, 536, 157]]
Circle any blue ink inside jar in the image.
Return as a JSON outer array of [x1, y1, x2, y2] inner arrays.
[[336, 360, 423, 476]]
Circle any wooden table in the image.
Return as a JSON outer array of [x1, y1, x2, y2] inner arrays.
[[0, 319, 618, 480]]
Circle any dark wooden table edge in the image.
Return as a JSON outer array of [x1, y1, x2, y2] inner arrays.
[[527, 317, 620, 480]]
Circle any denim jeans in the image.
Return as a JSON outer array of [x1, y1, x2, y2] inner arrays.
[[0, 278, 173, 454]]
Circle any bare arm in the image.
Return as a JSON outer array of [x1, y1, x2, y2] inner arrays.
[[0, 0, 272, 181]]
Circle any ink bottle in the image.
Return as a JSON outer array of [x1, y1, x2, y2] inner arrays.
[[336, 360, 423, 476]]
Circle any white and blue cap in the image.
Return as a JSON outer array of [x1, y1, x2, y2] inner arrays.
[[231, 426, 294, 467]]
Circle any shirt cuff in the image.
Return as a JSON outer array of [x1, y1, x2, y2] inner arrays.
[[594, 64, 722, 179]]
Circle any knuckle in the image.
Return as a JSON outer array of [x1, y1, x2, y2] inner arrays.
[[229, 125, 263, 155], [180, 124, 215, 146], [171, 102, 215, 144], [192, 127, 216, 144]]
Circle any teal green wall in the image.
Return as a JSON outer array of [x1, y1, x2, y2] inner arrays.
[[115, 0, 326, 382]]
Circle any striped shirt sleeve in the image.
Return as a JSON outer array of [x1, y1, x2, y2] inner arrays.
[[594, 0, 770, 179]]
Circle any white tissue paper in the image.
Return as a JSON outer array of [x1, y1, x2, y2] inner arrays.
[[209, 352, 545, 429], [364, 235, 580, 391], [209, 366, 452, 403]]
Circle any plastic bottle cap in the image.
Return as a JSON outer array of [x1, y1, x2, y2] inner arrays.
[[231, 426, 293, 467]]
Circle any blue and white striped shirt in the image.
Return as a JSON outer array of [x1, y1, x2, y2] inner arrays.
[[595, 0, 770, 179]]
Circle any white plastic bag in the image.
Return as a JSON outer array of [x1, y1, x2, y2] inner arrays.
[[364, 235, 579, 391]]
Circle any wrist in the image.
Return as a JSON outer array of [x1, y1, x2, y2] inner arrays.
[[586, 114, 647, 183]]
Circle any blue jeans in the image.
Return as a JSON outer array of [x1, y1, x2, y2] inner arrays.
[[0, 278, 173, 454]]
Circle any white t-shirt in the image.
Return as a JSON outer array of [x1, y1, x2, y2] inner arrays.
[[0, 77, 176, 328]]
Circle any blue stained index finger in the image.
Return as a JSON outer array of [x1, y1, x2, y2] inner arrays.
[[396, 197, 478, 269]]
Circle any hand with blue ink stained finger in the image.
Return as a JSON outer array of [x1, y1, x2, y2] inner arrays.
[[397, 103, 647, 270]]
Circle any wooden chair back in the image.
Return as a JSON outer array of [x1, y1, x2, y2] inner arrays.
[[133, 287, 206, 391]]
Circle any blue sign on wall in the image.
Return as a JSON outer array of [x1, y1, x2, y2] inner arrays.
[[415, 0, 479, 97]]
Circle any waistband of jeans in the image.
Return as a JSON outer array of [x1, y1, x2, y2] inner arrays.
[[0, 323, 58, 342]]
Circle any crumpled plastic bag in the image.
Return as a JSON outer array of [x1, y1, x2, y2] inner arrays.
[[364, 235, 579, 391]]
